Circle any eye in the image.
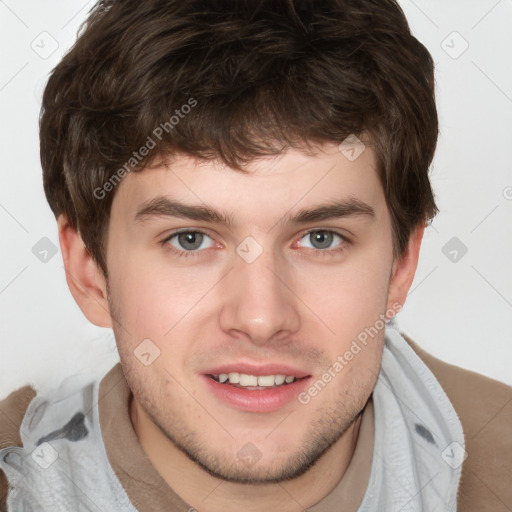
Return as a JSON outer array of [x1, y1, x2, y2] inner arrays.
[[160, 228, 350, 259], [162, 230, 215, 256], [298, 229, 348, 253]]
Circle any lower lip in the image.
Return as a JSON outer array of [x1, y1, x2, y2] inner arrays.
[[202, 375, 312, 413]]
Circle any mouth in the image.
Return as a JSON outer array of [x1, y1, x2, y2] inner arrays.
[[202, 368, 312, 413], [206, 373, 308, 390]]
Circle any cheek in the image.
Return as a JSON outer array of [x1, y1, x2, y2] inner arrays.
[[108, 249, 216, 351], [306, 245, 392, 341], [308, 253, 391, 402], [107, 252, 171, 340]]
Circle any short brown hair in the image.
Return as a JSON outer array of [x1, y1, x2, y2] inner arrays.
[[40, 0, 438, 278]]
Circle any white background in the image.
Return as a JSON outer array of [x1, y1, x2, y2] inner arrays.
[[1, 0, 511, 398]]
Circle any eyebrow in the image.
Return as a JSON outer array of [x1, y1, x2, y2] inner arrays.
[[133, 195, 375, 227]]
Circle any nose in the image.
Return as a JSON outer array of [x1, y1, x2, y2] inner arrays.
[[219, 245, 301, 346]]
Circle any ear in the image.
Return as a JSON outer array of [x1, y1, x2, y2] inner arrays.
[[57, 214, 113, 328], [386, 222, 425, 317]]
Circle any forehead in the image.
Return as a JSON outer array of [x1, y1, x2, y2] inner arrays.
[[110, 142, 386, 228]]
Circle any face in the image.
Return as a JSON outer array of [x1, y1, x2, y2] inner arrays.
[[104, 142, 397, 483]]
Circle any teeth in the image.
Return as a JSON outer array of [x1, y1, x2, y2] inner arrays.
[[239, 374, 258, 386], [213, 372, 298, 387], [228, 372, 240, 384], [257, 375, 275, 387], [274, 375, 286, 385]]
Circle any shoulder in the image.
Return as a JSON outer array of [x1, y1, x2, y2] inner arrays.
[[0, 385, 38, 448], [402, 332, 512, 512], [0, 385, 37, 512]]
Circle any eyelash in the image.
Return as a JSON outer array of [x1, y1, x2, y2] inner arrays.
[[160, 229, 351, 259]]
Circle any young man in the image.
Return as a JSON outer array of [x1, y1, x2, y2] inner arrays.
[[0, 1, 510, 511]]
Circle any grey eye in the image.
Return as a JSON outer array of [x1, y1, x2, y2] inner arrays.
[[301, 230, 341, 250], [167, 231, 214, 252]]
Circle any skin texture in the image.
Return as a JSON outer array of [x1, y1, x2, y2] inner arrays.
[[58, 142, 424, 512]]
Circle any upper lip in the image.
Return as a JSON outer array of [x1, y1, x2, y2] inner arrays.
[[204, 363, 311, 378]]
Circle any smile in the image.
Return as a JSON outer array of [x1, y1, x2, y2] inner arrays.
[[209, 372, 305, 389]]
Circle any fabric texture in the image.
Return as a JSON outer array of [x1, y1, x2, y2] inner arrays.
[[404, 334, 512, 511], [0, 377, 138, 511], [356, 321, 464, 511]]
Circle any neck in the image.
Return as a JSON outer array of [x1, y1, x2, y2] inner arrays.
[[130, 397, 364, 512]]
